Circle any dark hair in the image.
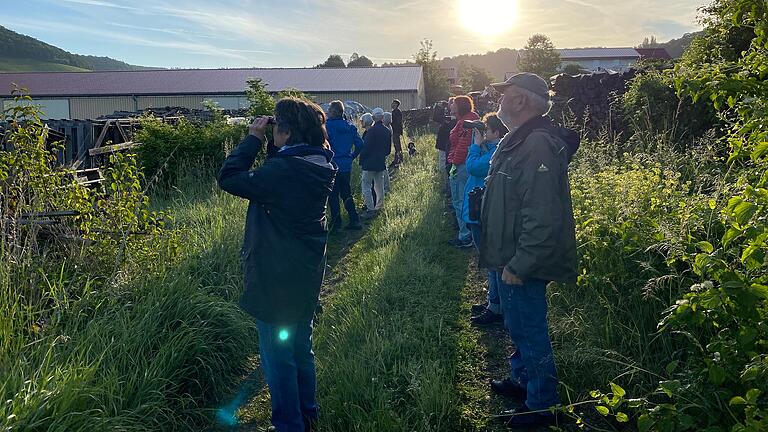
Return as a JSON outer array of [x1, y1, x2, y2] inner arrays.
[[482, 112, 509, 136], [329, 100, 344, 118], [274, 97, 328, 148], [454, 95, 474, 116], [392, 99, 401, 106]]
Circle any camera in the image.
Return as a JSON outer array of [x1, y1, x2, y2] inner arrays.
[[265, 116, 276, 125], [468, 186, 485, 222], [462, 120, 486, 132]]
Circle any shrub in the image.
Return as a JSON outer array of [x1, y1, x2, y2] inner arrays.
[[622, 70, 717, 150], [135, 116, 245, 189]]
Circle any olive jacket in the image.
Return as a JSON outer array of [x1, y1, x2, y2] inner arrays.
[[478, 116, 579, 283]]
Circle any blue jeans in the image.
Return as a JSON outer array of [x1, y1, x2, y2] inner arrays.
[[496, 275, 560, 410], [469, 223, 500, 313], [449, 163, 471, 241], [257, 319, 318, 432]]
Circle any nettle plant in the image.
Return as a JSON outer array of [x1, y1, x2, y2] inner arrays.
[[1, 90, 177, 283], [588, 1, 768, 431]]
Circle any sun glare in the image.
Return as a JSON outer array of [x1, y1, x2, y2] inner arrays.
[[457, 0, 518, 36]]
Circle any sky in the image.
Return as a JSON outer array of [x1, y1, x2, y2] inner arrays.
[[1, 0, 705, 68]]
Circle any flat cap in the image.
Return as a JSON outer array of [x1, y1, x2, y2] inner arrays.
[[490, 73, 550, 100]]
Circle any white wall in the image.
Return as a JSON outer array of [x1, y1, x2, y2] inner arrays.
[[563, 59, 637, 72], [3, 98, 70, 119]]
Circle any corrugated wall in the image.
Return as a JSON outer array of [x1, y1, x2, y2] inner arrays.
[[45, 90, 424, 120], [70, 96, 135, 119], [308, 91, 422, 110]]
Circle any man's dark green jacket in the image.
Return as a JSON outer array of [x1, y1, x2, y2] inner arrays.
[[479, 116, 579, 283], [219, 135, 336, 324]]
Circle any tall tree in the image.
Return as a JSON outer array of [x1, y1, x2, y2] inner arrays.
[[459, 64, 494, 92], [347, 53, 374, 67], [638, 35, 660, 48], [518, 34, 561, 79], [316, 54, 346, 68], [413, 39, 449, 105]]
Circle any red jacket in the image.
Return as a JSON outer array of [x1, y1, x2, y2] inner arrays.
[[447, 111, 480, 165]]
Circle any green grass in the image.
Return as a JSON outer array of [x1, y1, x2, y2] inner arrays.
[[0, 58, 90, 72]]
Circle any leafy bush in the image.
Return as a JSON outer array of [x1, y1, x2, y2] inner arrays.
[[622, 70, 717, 150], [581, 1, 768, 430], [135, 116, 245, 188]]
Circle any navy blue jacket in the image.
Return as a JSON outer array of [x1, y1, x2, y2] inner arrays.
[[326, 117, 363, 173], [218, 135, 337, 324], [358, 122, 392, 172]]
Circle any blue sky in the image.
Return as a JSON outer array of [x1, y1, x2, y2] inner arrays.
[[2, 0, 704, 68]]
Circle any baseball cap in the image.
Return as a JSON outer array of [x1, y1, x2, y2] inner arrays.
[[490, 73, 550, 100]]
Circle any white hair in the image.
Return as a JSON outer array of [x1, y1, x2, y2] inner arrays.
[[360, 113, 374, 128], [383, 111, 392, 126], [517, 87, 553, 116]]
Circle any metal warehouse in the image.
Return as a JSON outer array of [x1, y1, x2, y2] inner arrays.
[[0, 66, 425, 119]]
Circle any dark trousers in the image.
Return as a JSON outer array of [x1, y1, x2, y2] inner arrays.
[[393, 133, 402, 154], [496, 276, 560, 410], [329, 171, 359, 224], [257, 319, 318, 432]]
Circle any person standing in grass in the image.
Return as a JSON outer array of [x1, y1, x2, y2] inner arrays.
[[218, 97, 336, 432], [479, 73, 579, 428], [325, 100, 363, 231], [358, 107, 391, 218], [447, 95, 480, 248], [433, 98, 456, 173], [464, 113, 507, 326], [391, 98, 404, 165]]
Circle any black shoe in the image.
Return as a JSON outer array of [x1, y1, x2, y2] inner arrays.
[[448, 238, 473, 248], [345, 220, 363, 230], [471, 303, 488, 315], [502, 405, 557, 428], [491, 377, 527, 400], [471, 309, 503, 326]]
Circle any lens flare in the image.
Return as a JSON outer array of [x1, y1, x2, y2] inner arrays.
[[456, 0, 518, 36], [278, 329, 290, 341]]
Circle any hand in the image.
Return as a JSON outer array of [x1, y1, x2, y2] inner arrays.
[[248, 116, 270, 141], [502, 267, 523, 285]]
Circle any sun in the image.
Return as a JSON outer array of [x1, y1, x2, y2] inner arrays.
[[457, 0, 518, 36]]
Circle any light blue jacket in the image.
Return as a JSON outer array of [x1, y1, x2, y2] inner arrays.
[[462, 138, 499, 225]]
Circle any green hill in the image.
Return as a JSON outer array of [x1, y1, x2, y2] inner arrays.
[[0, 25, 155, 72], [0, 58, 90, 72]]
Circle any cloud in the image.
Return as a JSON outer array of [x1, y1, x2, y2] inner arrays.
[[58, 0, 142, 12], [641, 18, 699, 39]]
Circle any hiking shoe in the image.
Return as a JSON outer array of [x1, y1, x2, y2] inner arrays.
[[345, 221, 363, 230], [502, 404, 557, 428], [491, 377, 527, 400], [448, 238, 473, 248], [471, 309, 503, 326], [471, 302, 488, 315]]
